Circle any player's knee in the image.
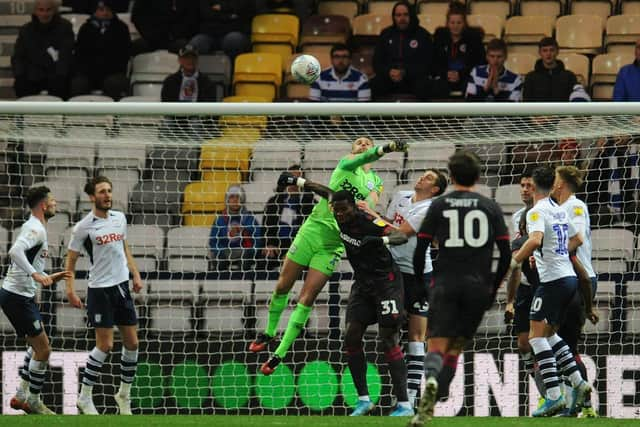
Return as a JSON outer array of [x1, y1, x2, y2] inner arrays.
[[36, 345, 52, 361], [378, 329, 400, 353], [517, 336, 531, 354], [124, 340, 139, 351], [344, 325, 364, 350], [98, 342, 113, 353]]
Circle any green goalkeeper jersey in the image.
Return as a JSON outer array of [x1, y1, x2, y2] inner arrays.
[[299, 146, 384, 236]]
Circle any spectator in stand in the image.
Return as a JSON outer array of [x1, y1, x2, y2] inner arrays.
[[465, 38, 522, 102], [161, 44, 217, 102], [309, 44, 371, 102], [11, 0, 74, 99], [209, 185, 263, 271], [189, 0, 255, 59], [71, 0, 131, 100], [370, 1, 433, 101], [523, 37, 577, 101], [63, 0, 129, 14], [262, 165, 315, 270], [432, 1, 485, 99], [613, 39, 640, 101], [131, 0, 198, 55]]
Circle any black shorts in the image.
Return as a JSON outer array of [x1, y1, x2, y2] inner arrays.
[[402, 272, 431, 317], [346, 270, 404, 328], [529, 276, 577, 326], [514, 284, 534, 334], [0, 288, 43, 337], [558, 289, 585, 353], [87, 281, 137, 328], [427, 273, 493, 339]]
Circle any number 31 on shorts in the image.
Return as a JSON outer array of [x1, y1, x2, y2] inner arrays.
[[381, 300, 399, 315]]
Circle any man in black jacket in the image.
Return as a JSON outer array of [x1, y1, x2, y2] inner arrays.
[[71, 0, 131, 100], [131, 0, 198, 54], [12, 0, 74, 99], [188, 0, 254, 59], [161, 44, 217, 102], [523, 37, 577, 102], [370, 1, 433, 101]]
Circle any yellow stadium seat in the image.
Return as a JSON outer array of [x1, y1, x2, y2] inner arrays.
[[520, 0, 562, 17], [233, 53, 282, 101], [299, 45, 333, 64], [467, 14, 504, 41], [182, 181, 228, 214], [607, 43, 635, 55], [220, 96, 269, 129], [507, 44, 540, 55], [417, 1, 450, 16], [505, 53, 537, 75], [558, 53, 590, 85], [318, 1, 360, 18], [352, 13, 392, 36], [556, 15, 604, 55], [252, 14, 299, 48], [591, 52, 634, 84], [300, 15, 352, 48], [622, 1, 640, 14], [221, 127, 263, 142], [200, 142, 252, 172], [183, 214, 217, 227], [504, 16, 555, 44], [417, 13, 446, 34], [368, 1, 396, 15], [591, 82, 614, 100], [469, 1, 511, 20], [571, 1, 612, 23], [253, 44, 293, 71], [222, 96, 270, 103], [606, 15, 640, 51], [201, 170, 243, 184]]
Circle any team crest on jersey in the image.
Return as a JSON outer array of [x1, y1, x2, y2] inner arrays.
[[573, 207, 584, 216], [529, 212, 540, 222], [367, 180, 374, 190]]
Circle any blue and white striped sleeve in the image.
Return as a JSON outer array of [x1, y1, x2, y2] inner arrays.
[[358, 75, 371, 101]]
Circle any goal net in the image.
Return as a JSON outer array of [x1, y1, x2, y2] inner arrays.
[[0, 102, 638, 417]]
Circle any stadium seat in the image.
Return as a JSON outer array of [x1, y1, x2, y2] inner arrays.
[[557, 53, 590, 86], [606, 15, 640, 52], [220, 96, 269, 129], [182, 181, 228, 223], [147, 279, 198, 332], [505, 53, 537, 76], [417, 13, 446, 34], [317, 0, 360, 18], [417, 1, 450, 16], [200, 170, 243, 186], [504, 16, 555, 45], [130, 50, 178, 92], [198, 54, 232, 100], [621, 0, 640, 14], [405, 141, 456, 171], [55, 303, 87, 333], [468, 1, 511, 20], [474, 183, 493, 198], [303, 140, 350, 169], [166, 227, 211, 271], [131, 83, 162, 97], [519, 0, 562, 17], [119, 95, 159, 102], [121, 224, 164, 265], [367, 1, 396, 15], [0, 224, 8, 260], [305, 170, 333, 185], [556, 15, 604, 55], [591, 228, 634, 274], [233, 53, 282, 101], [0, 14, 31, 33], [468, 14, 504, 42], [352, 13, 392, 46], [494, 184, 522, 214], [199, 137, 254, 172], [45, 211, 70, 260], [97, 145, 146, 170], [592, 52, 634, 84], [199, 280, 251, 331], [300, 15, 351, 48], [351, 45, 375, 77], [251, 139, 303, 170], [570, 0, 613, 23], [117, 12, 139, 40], [251, 14, 300, 70], [242, 181, 276, 212]]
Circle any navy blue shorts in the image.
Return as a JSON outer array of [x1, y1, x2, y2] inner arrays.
[[87, 281, 137, 328], [514, 284, 533, 334], [0, 288, 44, 337], [529, 276, 577, 326], [402, 272, 431, 317]]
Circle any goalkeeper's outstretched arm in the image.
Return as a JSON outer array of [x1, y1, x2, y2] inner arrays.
[[339, 141, 408, 171]]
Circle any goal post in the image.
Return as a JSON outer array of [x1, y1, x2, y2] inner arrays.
[[0, 101, 638, 417]]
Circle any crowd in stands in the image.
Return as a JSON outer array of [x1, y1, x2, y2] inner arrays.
[[8, 0, 640, 102]]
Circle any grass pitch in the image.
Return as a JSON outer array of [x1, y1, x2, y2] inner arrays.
[[0, 416, 638, 427]]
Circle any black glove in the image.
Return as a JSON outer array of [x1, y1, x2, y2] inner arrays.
[[278, 172, 298, 188], [382, 140, 408, 153], [360, 236, 383, 247]]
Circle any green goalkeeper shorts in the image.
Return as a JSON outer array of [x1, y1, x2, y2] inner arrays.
[[286, 226, 344, 276]]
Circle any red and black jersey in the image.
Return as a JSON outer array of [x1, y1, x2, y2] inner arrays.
[[417, 190, 509, 283], [338, 210, 396, 280]]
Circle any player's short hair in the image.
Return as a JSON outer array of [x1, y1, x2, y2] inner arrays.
[[426, 168, 448, 197], [84, 176, 112, 196], [448, 150, 480, 187], [556, 165, 584, 193], [331, 190, 356, 205], [486, 38, 507, 55], [26, 186, 50, 209], [532, 165, 555, 193], [520, 169, 533, 180]]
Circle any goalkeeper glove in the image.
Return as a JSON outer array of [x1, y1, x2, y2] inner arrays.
[[382, 140, 408, 153], [278, 172, 305, 189]]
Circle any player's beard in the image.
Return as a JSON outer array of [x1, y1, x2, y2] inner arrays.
[[44, 209, 55, 220], [96, 199, 112, 212]]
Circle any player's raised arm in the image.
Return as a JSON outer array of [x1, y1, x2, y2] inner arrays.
[[278, 172, 334, 200], [123, 241, 143, 293], [338, 139, 408, 171]]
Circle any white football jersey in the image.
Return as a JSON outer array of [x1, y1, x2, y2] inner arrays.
[[561, 195, 596, 278], [526, 197, 577, 283], [68, 210, 129, 288], [2, 216, 48, 298], [386, 191, 433, 274]]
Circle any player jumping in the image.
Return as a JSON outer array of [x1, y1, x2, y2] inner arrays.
[[250, 137, 407, 375]]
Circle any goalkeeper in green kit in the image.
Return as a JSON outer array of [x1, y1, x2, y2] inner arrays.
[[250, 137, 408, 375]]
